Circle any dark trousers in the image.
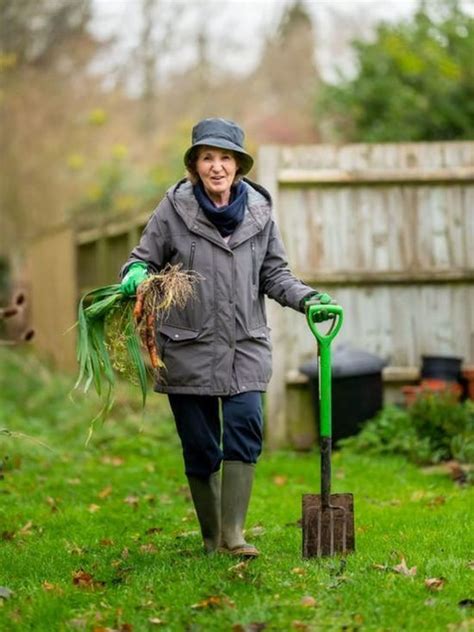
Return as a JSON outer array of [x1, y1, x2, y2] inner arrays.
[[168, 392, 263, 479]]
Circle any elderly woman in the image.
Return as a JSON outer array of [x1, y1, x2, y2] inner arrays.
[[120, 118, 331, 557]]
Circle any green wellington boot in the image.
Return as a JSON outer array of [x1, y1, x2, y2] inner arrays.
[[187, 471, 221, 554], [220, 461, 260, 557]]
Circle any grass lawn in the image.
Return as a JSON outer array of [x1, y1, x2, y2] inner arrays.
[[0, 349, 473, 631]]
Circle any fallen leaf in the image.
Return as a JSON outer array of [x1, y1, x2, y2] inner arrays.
[[46, 497, 59, 512], [145, 527, 162, 535], [98, 486, 113, 499], [291, 622, 309, 631], [425, 577, 446, 591], [392, 558, 417, 577], [300, 595, 317, 607], [42, 581, 63, 594], [273, 475, 288, 486], [0, 586, 13, 600], [427, 496, 446, 508], [65, 542, 86, 556], [123, 496, 139, 509], [148, 618, 164, 626], [72, 569, 105, 590], [291, 567, 306, 575], [101, 455, 125, 466], [88, 504, 101, 513], [140, 543, 158, 554], [191, 595, 235, 609], [372, 563, 389, 571], [17, 521, 34, 536], [99, 539, 114, 547], [232, 623, 266, 632], [121, 548, 130, 559]]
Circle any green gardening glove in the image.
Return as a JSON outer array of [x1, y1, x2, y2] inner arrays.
[[120, 262, 148, 296], [302, 292, 334, 322]]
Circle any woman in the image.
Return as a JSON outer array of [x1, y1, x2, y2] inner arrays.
[[120, 118, 331, 557]]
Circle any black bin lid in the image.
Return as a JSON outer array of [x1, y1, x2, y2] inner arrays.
[[299, 344, 387, 378]]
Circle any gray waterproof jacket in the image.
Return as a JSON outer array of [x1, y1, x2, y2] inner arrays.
[[121, 178, 314, 395]]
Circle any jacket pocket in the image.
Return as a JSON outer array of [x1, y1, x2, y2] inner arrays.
[[156, 324, 207, 386], [158, 323, 200, 343]]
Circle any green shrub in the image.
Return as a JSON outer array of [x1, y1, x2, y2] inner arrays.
[[341, 393, 474, 466]]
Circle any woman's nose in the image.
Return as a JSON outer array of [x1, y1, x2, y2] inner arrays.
[[210, 160, 223, 171]]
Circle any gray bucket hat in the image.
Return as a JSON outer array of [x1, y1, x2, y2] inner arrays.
[[184, 118, 254, 175]]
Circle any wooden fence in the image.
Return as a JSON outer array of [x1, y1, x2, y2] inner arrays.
[[258, 141, 474, 448], [24, 141, 474, 449]]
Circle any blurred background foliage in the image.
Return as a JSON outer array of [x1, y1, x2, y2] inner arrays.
[[1, 0, 473, 270], [318, 0, 474, 141]]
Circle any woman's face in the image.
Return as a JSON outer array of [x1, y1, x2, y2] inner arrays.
[[196, 146, 238, 202]]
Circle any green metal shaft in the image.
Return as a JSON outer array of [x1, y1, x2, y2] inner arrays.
[[319, 342, 332, 438]]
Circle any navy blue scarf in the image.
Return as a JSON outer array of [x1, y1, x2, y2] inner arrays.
[[193, 180, 247, 237]]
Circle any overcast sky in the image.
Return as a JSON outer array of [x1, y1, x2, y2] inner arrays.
[[89, 0, 466, 93]]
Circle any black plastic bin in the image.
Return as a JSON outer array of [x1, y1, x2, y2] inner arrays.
[[299, 345, 387, 445]]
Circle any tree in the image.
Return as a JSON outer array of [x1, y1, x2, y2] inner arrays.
[[318, 0, 474, 142]]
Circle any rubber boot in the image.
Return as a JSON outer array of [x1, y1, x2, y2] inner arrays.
[[220, 461, 259, 557], [187, 471, 221, 554]]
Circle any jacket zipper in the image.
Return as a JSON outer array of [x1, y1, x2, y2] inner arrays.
[[188, 241, 196, 270], [251, 240, 257, 285]]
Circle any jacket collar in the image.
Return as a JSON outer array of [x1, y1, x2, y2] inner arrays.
[[168, 179, 272, 250]]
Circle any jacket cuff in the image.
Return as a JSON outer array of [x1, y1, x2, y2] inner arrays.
[[298, 291, 320, 312]]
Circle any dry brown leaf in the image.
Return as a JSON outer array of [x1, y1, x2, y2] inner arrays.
[[17, 521, 34, 536], [98, 486, 113, 499], [72, 569, 104, 590], [300, 595, 317, 607], [425, 577, 446, 591], [292, 622, 309, 631], [65, 542, 86, 556], [291, 567, 306, 576], [101, 455, 125, 466], [427, 496, 446, 508], [191, 595, 235, 610], [393, 558, 417, 576], [99, 538, 114, 547], [140, 543, 158, 554], [88, 504, 101, 513], [145, 527, 162, 535], [232, 623, 266, 632], [121, 548, 130, 559], [273, 475, 288, 486], [123, 496, 139, 508], [42, 581, 63, 594], [46, 497, 59, 512]]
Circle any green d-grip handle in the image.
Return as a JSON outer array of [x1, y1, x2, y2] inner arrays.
[[306, 303, 344, 346], [305, 302, 344, 439]]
